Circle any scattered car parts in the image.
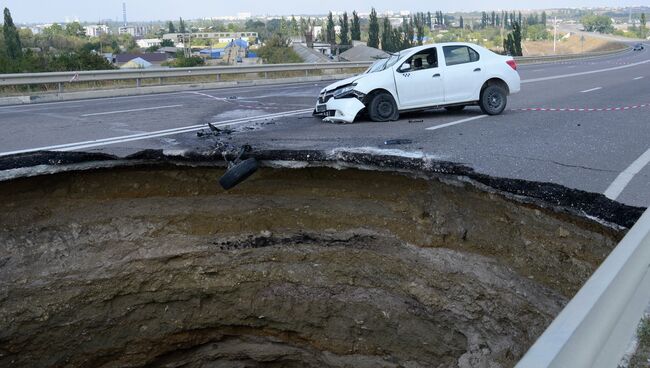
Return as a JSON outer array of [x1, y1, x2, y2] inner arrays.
[[218, 144, 258, 190]]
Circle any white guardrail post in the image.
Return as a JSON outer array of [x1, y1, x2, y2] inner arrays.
[[516, 208, 650, 368]]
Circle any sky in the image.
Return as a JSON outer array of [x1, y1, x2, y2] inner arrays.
[[1, 0, 646, 24]]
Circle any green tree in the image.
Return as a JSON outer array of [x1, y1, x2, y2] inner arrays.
[[339, 12, 349, 45], [167, 21, 176, 33], [290, 15, 299, 36], [541, 11, 547, 27], [65, 22, 86, 38], [257, 33, 302, 64], [581, 14, 613, 34], [512, 21, 522, 56], [179, 17, 186, 33], [414, 13, 424, 45], [381, 17, 393, 52], [459, 16, 464, 29], [641, 13, 647, 38], [160, 39, 174, 47], [326, 12, 336, 45], [368, 8, 380, 48], [351, 11, 361, 41], [3, 7, 23, 59]]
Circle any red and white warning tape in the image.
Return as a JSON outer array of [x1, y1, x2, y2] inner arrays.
[[516, 103, 650, 112]]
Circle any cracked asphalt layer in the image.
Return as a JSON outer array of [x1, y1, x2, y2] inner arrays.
[[0, 46, 648, 207]]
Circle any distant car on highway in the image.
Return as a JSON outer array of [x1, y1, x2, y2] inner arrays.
[[633, 44, 644, 51], [314, 42, 521, 123]]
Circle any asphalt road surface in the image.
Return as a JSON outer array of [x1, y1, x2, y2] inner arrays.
[[1, 45, 648, 207]]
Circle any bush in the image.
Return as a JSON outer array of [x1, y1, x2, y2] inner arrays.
[[165, 55, 205, 68]]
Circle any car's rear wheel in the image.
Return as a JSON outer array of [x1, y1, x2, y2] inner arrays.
[[479, 86, 507, 115], [368, 92, 399, 122], [445, 105, 466, 112]]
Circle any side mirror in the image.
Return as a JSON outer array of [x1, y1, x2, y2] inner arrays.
[[400, 63, 411, 72]]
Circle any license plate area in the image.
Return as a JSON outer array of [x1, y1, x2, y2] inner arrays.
[[316, 104, 327, 113]]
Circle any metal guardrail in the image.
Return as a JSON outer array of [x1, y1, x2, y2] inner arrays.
[[0, 62, 373, 91], [516, 208, 650, 368], [0, 47, 629, 92]]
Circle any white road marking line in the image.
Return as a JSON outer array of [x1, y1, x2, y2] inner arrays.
[[604, 148, 650, 200], [522, 58, 650, 84], [580, 87, 603, 93], [80, 104, 183, 117], [426, 115, 488, 131], [0, 109, 312, 157], [187, 91, 232, 102], [634, 76, 644, 80]]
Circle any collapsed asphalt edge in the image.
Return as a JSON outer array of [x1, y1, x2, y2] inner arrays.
[[0, 148, 644, 229]]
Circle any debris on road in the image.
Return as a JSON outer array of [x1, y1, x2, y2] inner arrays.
[[408, 120, 424, 123], [384, 139, 413, 146], [218, 144, 258, 190], [196, 123, 234, 138]]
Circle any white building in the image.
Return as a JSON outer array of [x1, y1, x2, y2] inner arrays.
[[119, 26, 149, 37], [136, 39, 162, 49], [84, 25, 110, 37], [237, 12, 252, 19], [163, 32, 258, 44]]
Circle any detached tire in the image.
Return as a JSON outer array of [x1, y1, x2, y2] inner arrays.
[[219, 158, 258, 190], [445, 105, 466, 112], [479, 85, 507, 115], [368, 92, 399, 122]]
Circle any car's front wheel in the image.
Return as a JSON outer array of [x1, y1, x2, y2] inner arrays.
[[368, 92, 399, 122], [479, 85, 507, 115]]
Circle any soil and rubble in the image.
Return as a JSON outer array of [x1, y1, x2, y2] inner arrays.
[[0, 150, 644, 368]]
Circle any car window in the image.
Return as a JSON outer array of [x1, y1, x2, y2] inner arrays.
[[399, 48, 438, 72], [443, 46, 480, 66]]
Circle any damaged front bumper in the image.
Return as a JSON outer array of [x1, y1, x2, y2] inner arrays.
[[314, 97, 366, 124]]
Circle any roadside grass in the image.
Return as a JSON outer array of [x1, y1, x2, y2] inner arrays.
[[523, 34, 625, 56], [629, 317, 650, 368]]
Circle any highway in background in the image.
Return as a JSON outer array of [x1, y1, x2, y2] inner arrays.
[[0, 45, 648, 207]]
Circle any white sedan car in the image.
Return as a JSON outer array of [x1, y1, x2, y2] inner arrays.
[[314, 42, 520, 123]]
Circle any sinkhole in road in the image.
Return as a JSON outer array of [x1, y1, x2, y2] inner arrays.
[[0, 165, 625, 368]]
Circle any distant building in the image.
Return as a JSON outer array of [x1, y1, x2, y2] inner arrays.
[[163, 32, 258, 45], [339, 45, 389, 62], [114, 53, 169, 68], [136, 39, 162, 49], [119, 26, 149, 38], [84, 25, 110, 37]]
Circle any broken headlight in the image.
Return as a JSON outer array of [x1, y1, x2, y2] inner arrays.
[[333, 84, 365, 100]]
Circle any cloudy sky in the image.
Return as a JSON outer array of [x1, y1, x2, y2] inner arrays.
[[2, 0, 644, 23]]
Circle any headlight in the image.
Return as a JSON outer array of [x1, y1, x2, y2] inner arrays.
[[333, 84, 365, 100], [333, 85, 356, 98]]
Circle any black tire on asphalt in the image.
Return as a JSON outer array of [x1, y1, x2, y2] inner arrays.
[[445, 105, 466, 112], [219, 158, 259, 190], [368, 92, 399, 122], [479, 85, 507, 115]]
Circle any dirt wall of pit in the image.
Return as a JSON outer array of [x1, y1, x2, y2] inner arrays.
[[0, 166, 625, 368]]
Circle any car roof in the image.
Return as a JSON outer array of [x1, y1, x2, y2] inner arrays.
[[401, 42, 482, 54]]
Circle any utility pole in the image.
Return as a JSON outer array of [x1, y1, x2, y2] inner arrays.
[[553, 16, 557, 54]]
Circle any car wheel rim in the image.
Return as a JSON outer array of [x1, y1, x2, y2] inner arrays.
[[378, 99, 393, 117], [486, 90, 503, 111]]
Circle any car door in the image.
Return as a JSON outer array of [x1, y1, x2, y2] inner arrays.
[[441, 45, 485, 103], [393, 47, 445, 109]]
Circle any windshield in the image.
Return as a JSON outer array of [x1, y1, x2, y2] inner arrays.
[[366, 53, 401, 73]]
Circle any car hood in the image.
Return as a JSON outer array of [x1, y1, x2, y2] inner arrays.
[[322, 75, 366, 93]]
